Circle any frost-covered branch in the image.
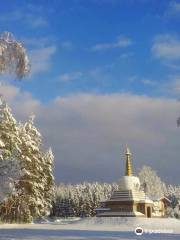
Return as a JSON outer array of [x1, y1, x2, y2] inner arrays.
[[0, 157, 21, 202], [138, 165, 166, 199], [0, 32, 30, 79]]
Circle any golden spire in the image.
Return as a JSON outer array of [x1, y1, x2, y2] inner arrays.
[[125, 146, 133, 176]]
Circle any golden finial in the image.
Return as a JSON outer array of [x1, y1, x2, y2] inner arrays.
[[125, 146, 133, 176]]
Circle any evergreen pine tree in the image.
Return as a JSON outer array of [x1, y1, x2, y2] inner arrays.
[[0, 97, 21, 160], [43, 148, 55, 216], [0, 97, 22, 222], [12, 116, 55, 222]]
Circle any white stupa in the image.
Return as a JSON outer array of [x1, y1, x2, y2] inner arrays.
[[96, 147, 167, 218]]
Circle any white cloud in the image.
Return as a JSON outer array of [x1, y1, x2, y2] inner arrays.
[[161, 75, 180, 96], [119, 52, 134, 59], [167, 1, 180, 16], [0, 83, 20, 101], [6, 36, 57, 77], [0, 7, 48, 29], [21, 36, 55, 48], [58, 72, 83, 82], [60, 41, 73, 50], [91, 35, 132, 51], [0, 83, 40, 119], [29, 46, 56, 75], [26, 15, 48, 28], [0, 84, 180, 185], [141, 79, 157, 86], [171, 79, 180, 93], [152, 34, 180, 61]]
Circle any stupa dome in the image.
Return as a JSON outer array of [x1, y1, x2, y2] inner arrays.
[[119, 175, 140, 191]]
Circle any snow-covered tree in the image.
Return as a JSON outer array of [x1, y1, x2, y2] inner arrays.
[[14, 116, 55, 222], [5, 117, 55, 223], [0, 157, 23, 222], [0, 32, 30, 79], [0, 98, 55, 223], [0, 157, 21, 202], [0, 98, 22, 222], [42, 148, 55, 216], [138, 165, 166, 199], [165, 185, 180, 219], [53, 177, 180, 219], [0, 97, 21, 160], [138, 166, 180, 219], [0, 97, 20, 192], [53, 182, 118, 217]]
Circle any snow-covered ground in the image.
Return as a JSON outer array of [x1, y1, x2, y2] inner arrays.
[[0, 217, 179, 240]]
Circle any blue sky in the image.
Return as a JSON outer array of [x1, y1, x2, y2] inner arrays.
[[1, 1, 180, 184], [1, 0, 180, 100]]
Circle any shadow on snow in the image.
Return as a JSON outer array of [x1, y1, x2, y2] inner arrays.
[[0, 229, 180, 240]]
